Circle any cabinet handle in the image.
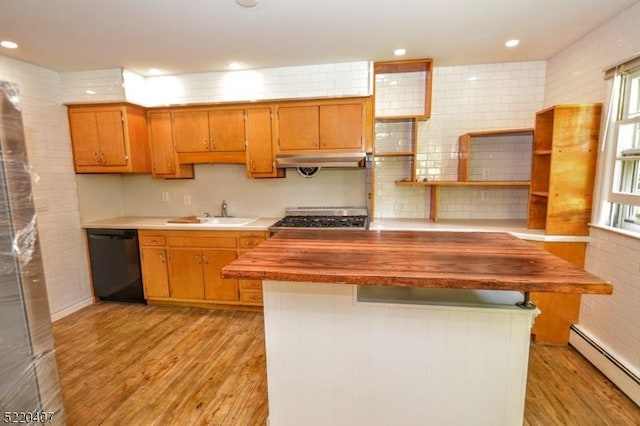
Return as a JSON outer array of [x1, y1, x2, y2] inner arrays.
[[195, 254, 201, 264], [93, 151, 99, 162], [202, 138, 208, 146], [159, 253, 165, 263], [99, 152, 105, 165], [203, 255, 208, 264]]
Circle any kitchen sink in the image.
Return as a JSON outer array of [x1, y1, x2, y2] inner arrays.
[[166, 217, 258, 227], [198, 217, 257, 226]]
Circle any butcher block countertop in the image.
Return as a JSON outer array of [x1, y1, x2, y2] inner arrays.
[[222, 229, 612, 294]]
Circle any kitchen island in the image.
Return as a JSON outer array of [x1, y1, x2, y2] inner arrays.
[[222, 230, 612, 426]]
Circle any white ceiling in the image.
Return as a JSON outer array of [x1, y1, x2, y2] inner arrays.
[[0, 0, 638, 76]]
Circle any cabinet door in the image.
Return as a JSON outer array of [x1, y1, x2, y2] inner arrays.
[[173, 110, 209, 153], [140, 247, 170, 298], [167, 248, 204, 299], [319, 103, 363, 150], [277, 106, 319, 150], [148, 112, 176, 175], [246, 107, 275, 176], [202, 249, 239, 301], [69, 111, 101, 166], [209, 109, 246, 152], [95, 110, 128, 166]]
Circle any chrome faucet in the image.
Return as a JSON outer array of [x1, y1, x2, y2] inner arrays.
[[221, 199, 228, 217]]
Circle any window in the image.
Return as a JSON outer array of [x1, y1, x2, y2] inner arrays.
[[600, 63, 640, 235]]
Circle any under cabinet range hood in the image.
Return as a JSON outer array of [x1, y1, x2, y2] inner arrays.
[[275, 152, 367, 168]]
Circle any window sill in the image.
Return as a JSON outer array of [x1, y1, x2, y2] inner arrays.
[[589, 223, 640, 241]]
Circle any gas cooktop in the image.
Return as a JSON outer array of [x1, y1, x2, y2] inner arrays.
[[270, 206, 369, 231]]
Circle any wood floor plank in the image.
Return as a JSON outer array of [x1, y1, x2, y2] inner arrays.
[[53, 302, 639, 425]]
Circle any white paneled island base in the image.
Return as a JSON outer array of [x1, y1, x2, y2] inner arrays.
[[262, 280, 540, 426]]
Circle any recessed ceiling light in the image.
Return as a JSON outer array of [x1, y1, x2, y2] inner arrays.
[[229, 62, 242, 70], [1, 40, 18, 49], [505, 39, 520, 48], [393, 48, 407, 56], [236, 0, 258, 7], [148, 68, 163, 76], [85, 90, 96, 95]]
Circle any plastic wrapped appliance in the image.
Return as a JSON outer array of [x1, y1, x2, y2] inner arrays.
[[0, 81, 66, 423]]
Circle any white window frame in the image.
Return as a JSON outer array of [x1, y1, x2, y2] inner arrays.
[[596, 63, 640, 236]]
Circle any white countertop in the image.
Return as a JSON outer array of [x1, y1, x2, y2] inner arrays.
[[81, 216, 280, 231], [368, 218, 591, 242], [81, 216, 591, 242]]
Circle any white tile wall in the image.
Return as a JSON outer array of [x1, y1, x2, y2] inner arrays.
[[61, 63, 370, 107], [582, 228, 640, 374], [545, 1, 640, 378], [467, 134, 532, 181], [374, 61, 545, 219], [438, 187, 530, 220], [61, 68, 125, 104], [146, 61, 372, 106], [0, 55, 92, 318], [375, 71, 427, 116]]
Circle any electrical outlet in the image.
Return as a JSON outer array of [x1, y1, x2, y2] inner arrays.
[[161, 191, 169, 202], [184, 194, 191, 205], [482, 168, 490, 180]]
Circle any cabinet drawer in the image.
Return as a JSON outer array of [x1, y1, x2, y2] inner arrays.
[[239, 237, 265, 249], [239, 279, 262, 291], [140, 235, 166, 246], [167, 236, 237, 248], [240, 290, 263, 304]]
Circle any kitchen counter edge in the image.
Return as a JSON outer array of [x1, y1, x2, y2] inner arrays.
[[81, 216, 280, 231], [80, 217, 590, 242]]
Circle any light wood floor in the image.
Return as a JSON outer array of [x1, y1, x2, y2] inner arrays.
[[53, 302, 640, 426]]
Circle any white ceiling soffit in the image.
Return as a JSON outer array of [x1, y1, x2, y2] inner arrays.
[[0, 0, 637, 76]]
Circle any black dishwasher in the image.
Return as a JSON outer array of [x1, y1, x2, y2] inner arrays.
[[86, 228, 145, 303]]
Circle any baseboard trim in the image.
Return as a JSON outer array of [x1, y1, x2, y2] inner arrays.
[[569, 325, 640, 406], [51, 297, 94, 322]]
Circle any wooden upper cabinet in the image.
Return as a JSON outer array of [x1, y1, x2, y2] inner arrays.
[[68, 103, 151, 173], [319, 103, 363, 149], [173, 110, 210, 153], [173, 108, 246, 153], [147, 111, 194, 179], [276, 97, 370, 153], [68, 110, 102, 166], [246, 106, 284, 178], [277, 105, 320, 150], [209, 109, 246, 152]]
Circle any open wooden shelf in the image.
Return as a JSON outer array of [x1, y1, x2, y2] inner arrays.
[[374, 59, 433, 120], [396, 180, 530, 187], [527, 104, 602, 236], [375, 152, 415, 158]]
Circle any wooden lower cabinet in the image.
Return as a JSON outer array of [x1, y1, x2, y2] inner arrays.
[[140, 247, 170, 298], [529, 241, 586, 344], [139, 229, 267, 307]]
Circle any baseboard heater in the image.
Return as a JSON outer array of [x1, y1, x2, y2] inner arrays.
[[570, 325, 640, 405]]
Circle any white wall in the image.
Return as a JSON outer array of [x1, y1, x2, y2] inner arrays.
[[122, 165, 366, 218], [0, 56, 93, 318], [544, 1, 640, 379]]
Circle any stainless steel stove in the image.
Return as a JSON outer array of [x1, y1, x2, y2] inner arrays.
[[270, 206, 369, 233]]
